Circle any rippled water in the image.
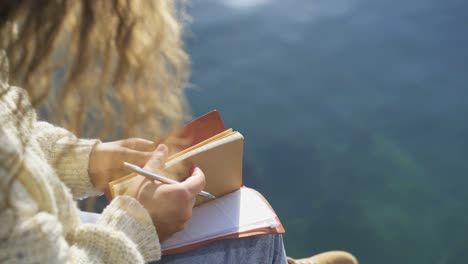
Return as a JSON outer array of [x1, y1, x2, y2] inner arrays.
[[186, 0, 468, 263]]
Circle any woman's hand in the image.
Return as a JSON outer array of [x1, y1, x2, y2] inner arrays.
[[88, 138, 156, 194], [124, 144, 206, 241]]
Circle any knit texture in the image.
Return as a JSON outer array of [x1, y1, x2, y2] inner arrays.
[[34, 121, 102, 199], [0, 81, 161, 263]]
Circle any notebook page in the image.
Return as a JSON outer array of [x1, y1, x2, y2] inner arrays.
[[161, 187, 279, 251]]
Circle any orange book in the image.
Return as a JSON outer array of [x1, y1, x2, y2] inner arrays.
[[108, 110, 285, 254]]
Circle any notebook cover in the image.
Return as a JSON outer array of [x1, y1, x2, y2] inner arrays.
[[163, 132, 244, 205], [159, 110, 226, 157]]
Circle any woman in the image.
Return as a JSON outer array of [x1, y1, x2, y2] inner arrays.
[[0, 1, 357, 263], [1, 1, 207, 263]]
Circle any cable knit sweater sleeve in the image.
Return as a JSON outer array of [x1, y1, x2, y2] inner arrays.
[[0, 140, 161, 263], [1, 196, 161, 263], [33, 121, 100, 199], [70, 196, 161, 263], [0, 197, 161, 264]]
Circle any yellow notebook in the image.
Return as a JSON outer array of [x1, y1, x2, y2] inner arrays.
[[109, 111, 245, 205]]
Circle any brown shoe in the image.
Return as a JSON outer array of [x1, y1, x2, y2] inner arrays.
[[287, 251, 358, 264]]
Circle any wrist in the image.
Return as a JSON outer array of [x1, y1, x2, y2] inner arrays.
[[88, 141, 105, 190]]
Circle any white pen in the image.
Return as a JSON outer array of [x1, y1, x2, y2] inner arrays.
[[123, 162, 216, 199]]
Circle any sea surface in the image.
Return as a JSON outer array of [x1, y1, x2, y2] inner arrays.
[[185, 0, 468, 263]]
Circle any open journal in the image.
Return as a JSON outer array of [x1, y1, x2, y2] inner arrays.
[[161, 187, 283, 254], [106, 110, 285, 254]]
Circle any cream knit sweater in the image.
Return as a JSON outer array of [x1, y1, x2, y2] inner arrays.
[[0, 60, 161, 263]]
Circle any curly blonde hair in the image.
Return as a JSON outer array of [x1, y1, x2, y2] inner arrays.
[[0, 0, 190, 139]]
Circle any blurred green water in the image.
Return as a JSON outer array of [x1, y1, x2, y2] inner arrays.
[[184, 0, 468, 263]]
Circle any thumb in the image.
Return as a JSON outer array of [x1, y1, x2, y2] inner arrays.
[[180, 167, 206, 196], [144, 144, 169, 172]]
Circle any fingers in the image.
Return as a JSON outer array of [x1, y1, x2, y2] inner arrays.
[[180, 167, 206, 196], [143, 144, 169, 172], [119, 138, 157, 152], [122, 149, 153, 167]]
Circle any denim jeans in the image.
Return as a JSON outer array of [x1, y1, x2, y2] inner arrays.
[[153, 234, 288, 264]]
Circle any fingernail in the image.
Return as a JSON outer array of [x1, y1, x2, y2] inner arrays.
[[155, 144, 165, 152]]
